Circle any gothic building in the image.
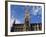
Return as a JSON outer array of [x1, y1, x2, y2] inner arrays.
[[11, 6, 42, 32]]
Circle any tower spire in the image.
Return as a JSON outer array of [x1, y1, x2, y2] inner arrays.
[[23, 6, 30, 31]]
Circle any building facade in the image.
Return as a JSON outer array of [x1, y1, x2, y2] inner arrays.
[[11, 6, 42, 32]]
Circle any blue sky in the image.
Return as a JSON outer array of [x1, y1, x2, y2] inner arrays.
[[10, 5, 42, 24]]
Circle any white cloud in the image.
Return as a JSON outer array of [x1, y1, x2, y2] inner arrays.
[[33, 7, 41, 15], [15, 19, 21, 24], [33, 9, 38, 15], [10, 18, 14, 27]]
